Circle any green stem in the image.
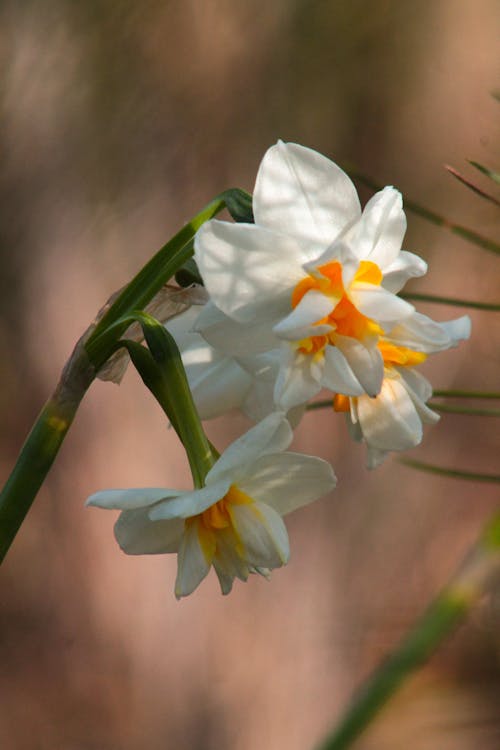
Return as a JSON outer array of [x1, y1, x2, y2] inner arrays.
[[428, 402, 500, 417], [348, 169, 500, 256], [0, 334, 95, 562], [432, 389, 500, 400], [400, 292, 500, 312], [120, 312, 214, 487], [400, 458, 500, 484], [444, 164, 500, 207], [317, 512, 500, 750]]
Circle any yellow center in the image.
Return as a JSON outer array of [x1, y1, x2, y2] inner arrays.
[[186, 485, 254, 563], [292, 261, 383, 355]]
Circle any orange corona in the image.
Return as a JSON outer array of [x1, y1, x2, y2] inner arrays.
[[292, 261, 383, 355]]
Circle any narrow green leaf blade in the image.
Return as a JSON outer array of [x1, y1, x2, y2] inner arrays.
[[469, 160, 500, 185]]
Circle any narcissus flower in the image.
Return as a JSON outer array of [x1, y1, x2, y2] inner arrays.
[[87, 413, 336, 598], [333, 312, 471, 467], [194, 141, 426, 411]]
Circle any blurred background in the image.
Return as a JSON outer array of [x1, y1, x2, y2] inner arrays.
[[1, 1, 499, 748]]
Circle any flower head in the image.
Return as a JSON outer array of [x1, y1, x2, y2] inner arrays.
[[194, 141, 426, 411], [87, 413, 336, 597]]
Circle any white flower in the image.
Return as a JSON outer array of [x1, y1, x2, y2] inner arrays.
[[86, 413, 336, 598], [194, 141, 426, 411], [333, 313, 471, 467]]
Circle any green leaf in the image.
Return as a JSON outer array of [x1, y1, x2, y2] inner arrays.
[[428, 402, 500, 417], [85, 189, 244, 369], [317, 509, 500, 750], [432, 389, 500, 400], [400, 292, 500, 312], [469, 160, 500, 185], [224, 187, 254, 223], [444, 164, 500, 207], [399, 458, 500, 483]]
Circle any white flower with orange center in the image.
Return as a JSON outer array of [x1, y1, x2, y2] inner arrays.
[[194, 141, 426, 410], [86, 413, 336, 598], [332, 312, 471, 467]]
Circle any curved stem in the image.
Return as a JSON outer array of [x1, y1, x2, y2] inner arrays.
[[0, 192, 239, 563]]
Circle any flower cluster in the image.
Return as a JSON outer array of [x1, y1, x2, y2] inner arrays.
[[88, 142, 470, 597]]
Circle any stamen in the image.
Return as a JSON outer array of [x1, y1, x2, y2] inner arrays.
[[187, 485, 254, 564]]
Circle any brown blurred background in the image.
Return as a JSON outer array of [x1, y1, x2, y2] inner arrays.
[[1, 1, 499, 748]]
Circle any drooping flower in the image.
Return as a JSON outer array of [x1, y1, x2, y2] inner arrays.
[[333, 312, 471, 467], [194, 141, 426, 411], [86, 412, 336, 598]]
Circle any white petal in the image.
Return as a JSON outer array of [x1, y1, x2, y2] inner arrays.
[[438, 315, 471, 346], [213, 527, 251, 584], [238, 452, 336, 516], [213, 564, 235, 595], [237, 351, 281, 421], [253, 141, 361, 247], [273, 289, 337, 340], [229, 501, 290, 568], [114, 509, 184, 554], [274, 346, 323, 410], [188, 356, 252, 419], [357, 377, 423, 451], [206, 412, 293, 484], [387, 312, 470, 353], [164, 303, 202, 345], [349, 282, 414, 322], [333, 335, 384, 397], [194, 220, 307, 322], [321, 346, 365, 396], [175, 522, 211, 599], [399, 369, 440, 425], [382, 251, 427, 293], [351, 186, 406, 267], [242, 378, 277, 422], [149, 480, 231, 521], [86, 487, 179, 510], [195, 300, 280, 355], [399, 367, 433, 403]]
